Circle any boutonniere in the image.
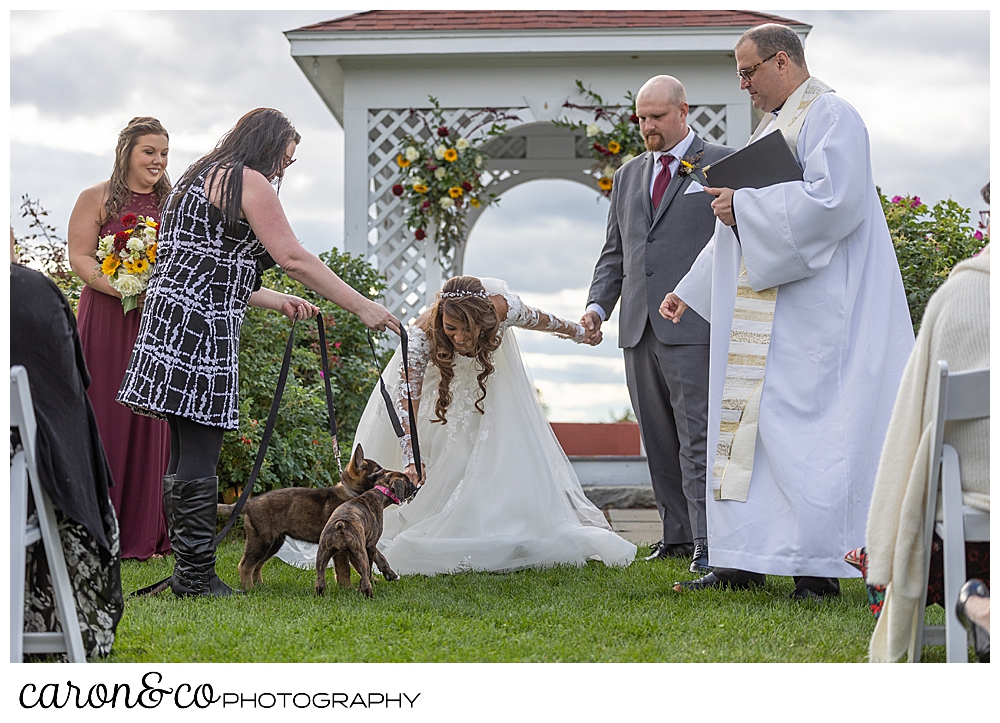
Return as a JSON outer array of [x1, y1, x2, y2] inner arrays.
[[677, 150, 704, 178]]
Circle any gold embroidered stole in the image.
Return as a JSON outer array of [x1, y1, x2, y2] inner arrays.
[[713, 77, 833, 502]]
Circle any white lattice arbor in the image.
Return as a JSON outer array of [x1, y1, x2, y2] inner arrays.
[[285, 10, 809, 324]]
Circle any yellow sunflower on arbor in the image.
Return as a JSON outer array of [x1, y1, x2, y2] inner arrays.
[[608, 141, 622, 154], [469, 198, 481, 208], [101, 255, 121, 275], [448, 186, 464, 198], [396, 154, 411, 168], [443, 148, 458, 162], [598, 177, 613, 191], [413, 183, 428, 194]]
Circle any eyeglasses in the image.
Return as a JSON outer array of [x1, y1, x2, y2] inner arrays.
[[737, 52, 779, 83], [283, 156, 297, 169]]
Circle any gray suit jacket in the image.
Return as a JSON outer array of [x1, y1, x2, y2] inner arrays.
[[588, 134, 733, 348]]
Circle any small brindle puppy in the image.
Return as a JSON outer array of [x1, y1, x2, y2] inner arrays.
[[219, 445, 392, 590], [315, 475, 417, 598]]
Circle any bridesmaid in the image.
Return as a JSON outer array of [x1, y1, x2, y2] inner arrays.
[[68, 116, 173, 560]]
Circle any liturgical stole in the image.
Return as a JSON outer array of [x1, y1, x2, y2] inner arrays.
[[714, 77, 834, 503]]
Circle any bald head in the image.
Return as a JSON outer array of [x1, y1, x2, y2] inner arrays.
[[635, 75, 690, 153], [637, 75, 687, 107]]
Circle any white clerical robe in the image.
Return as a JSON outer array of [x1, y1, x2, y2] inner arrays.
[[674, 92, 914, 577]]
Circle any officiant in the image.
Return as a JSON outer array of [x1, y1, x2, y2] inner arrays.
[[582, 75, 733, 575], [660, 23, 914, 597]]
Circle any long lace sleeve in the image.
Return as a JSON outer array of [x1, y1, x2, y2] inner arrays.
[[395, 325, 430, 466], [502, 292, 587, 343]]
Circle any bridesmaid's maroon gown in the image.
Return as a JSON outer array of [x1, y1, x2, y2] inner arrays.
[[76, 191, 171, 560]]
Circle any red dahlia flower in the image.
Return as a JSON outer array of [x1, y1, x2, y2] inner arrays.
[[437, 126, 450, 137], [392, 184, 404, 196], [113, 231, 130, 252], [461, 181, 473, 192], [120, 213, 138, 227], [415, 229, 426, 240]]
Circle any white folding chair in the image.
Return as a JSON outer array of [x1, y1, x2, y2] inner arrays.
[[908, 361, 990, 663], [10, 365, 87, 663]]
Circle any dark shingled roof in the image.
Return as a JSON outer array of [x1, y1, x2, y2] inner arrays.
[[291, 10, 804, 34]]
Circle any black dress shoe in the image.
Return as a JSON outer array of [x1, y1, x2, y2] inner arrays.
[[690, 543, 712, 574], [673, 568, 763, 592], [956, 579, 990, 663], [791, 576, 840, 600], [645, 542, 694, 561]]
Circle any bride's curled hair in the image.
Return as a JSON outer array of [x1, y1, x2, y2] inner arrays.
[[428, 276, 502, 424]]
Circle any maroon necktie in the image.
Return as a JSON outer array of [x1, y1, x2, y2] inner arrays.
[[651, 154, 674, 209]]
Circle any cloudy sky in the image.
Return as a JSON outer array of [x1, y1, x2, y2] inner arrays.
[[9, 8, 990, 422]]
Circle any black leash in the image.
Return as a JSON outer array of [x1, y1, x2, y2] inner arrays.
[[366, 327, 423, 484], [131, 310, 341, 597]]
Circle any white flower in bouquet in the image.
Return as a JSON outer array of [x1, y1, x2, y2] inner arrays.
[[586, 123, 601, 137], [404, 146, 420, 162], [434, 167, 447, 180], [97, 235, 113, 259], [434, 144, 447, 160], [455, 137, 470, 151], [143, 226, 157, 243], [438, 197, 455, 209], [109, 273, 145, 297], [127, 236, 145, 254]]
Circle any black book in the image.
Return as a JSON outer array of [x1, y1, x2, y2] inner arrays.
[[697, 128, 803, 189]]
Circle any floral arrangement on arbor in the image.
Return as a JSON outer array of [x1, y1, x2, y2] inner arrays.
[[393, 97, 518, 257], [554, 80, 647, 197]]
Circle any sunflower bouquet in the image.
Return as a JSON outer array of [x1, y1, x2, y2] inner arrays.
[[95, 212, 158, 313]]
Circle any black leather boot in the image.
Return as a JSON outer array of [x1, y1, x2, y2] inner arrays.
[[170, 476, 241, 597], [162, 473, 177, 550]]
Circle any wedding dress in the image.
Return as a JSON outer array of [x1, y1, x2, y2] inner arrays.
[[276, 278, 636, 575]]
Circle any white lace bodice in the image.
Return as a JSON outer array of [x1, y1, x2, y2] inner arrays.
[[394, 290, 585, 464]]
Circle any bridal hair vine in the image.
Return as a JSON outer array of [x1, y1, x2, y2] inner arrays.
[[440, 289, 489, 299]]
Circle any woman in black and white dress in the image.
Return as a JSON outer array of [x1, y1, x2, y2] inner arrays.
[[118, 108, 400, 598]]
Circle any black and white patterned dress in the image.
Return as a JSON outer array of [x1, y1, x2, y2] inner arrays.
[[117, 167, 268, 429]]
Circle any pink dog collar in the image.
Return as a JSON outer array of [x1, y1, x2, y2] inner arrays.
[[374, 484, 401, 505]]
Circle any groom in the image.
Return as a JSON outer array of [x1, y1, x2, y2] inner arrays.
[[582, 75, 733, 574]]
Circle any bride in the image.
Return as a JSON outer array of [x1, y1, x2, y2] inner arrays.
[[277, 276, 636, 575]]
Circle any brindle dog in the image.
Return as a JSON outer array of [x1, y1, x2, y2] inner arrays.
[[218, 444, 393, 590], [315, 475, 417, 598]]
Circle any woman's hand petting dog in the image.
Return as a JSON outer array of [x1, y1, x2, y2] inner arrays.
[[404, 462, 427, 487]]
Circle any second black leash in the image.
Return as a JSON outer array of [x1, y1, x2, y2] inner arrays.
[[367, 327, 423, 484]]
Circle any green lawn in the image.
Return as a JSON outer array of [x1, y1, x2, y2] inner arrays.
[[102, 538, 956, 664]]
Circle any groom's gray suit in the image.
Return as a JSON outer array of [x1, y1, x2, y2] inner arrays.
[[587, 132, 732, 546]]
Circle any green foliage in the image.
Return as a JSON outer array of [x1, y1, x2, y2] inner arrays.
[[216, 249, 392, 494], [554, 80, 647, 197], [14, 195, 84, 310], [881, 191, 987, 333]]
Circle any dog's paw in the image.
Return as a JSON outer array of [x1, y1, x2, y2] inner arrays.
[[384, 570, 399, 582]]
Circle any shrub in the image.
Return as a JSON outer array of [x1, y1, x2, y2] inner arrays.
[[216, 250, 393, 495], [14, 195, 84, 310], [881, 191, 987, 334]]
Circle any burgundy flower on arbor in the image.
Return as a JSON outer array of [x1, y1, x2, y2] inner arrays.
[[120, 212, 138, 227], [426, 162, 438, 171], [455, 197, 463, 208], [415, 229, 426, 240], [437, 126, 450, 137], [421, 200, 431, 210], [461, 181, 473, 192], [630, 114, 640, 124], [392, 184, 404, 196]]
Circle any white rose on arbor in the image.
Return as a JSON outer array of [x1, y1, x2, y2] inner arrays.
[[434, 144, 447, 160], [455, 137, 470, 151], [434, 167, 446, 180], [404, 146, 420, 162], [438, 197, 455, 209], [586, 124, 600, 137]]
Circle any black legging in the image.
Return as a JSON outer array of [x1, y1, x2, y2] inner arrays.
[[166, 415, 226, 481]]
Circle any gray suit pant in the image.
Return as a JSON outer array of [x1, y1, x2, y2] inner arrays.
[[623, 322, 709, 544]]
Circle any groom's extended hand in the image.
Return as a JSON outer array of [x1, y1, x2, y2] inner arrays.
[[580, 310, 604, 346], [659, 293, 688, 324]]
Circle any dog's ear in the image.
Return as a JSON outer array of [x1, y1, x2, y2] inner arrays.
[[351, 444, 365, 471]]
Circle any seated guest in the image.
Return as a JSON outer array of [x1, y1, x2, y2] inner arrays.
[[11, 257, 124, 658], [863, 183, 990, 662]]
